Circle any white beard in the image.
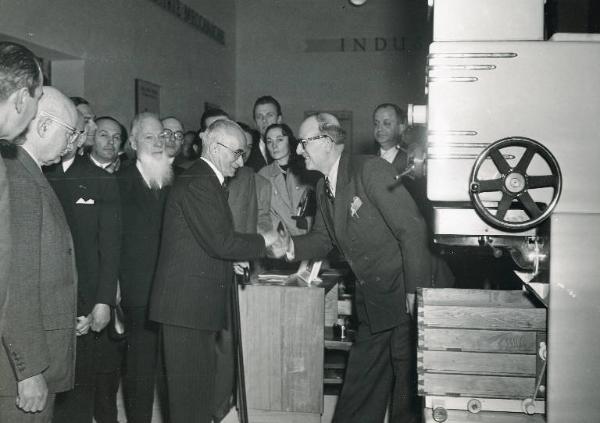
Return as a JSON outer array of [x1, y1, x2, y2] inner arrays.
[[138, 152, 174, 190]]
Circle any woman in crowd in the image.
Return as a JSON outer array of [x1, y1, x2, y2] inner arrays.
[[259, 123, 315, 236]]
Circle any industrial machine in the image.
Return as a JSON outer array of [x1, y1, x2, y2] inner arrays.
[[407, 1, 600, 421]]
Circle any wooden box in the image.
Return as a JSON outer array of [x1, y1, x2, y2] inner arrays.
[[417, 288, 547, 416]]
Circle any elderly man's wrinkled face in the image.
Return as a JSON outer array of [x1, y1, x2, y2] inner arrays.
[[213, 128, 245, 177], [38, 110, 79, 166], [254, 103, 281, 138], [134, 116, 165, 160], [92, 119, 122, 164], [162, 118, 184, 158]]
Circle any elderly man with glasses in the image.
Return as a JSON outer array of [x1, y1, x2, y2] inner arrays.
[[0, 86, 78, 423], [149, 119, 279, 423], [46, 108, 124, 423], [117, 112, 173, 423], [272, 112, 434, 423]]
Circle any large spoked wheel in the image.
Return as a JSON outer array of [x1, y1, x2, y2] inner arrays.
[[469, 137, 562, 231]]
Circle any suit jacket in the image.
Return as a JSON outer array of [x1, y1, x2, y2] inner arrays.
[[245, 140, 270, 173], [293, 152, 432, 333], [259, 162, 312, 236], [149, 159, 266, 331], [47, 156, 121, 316], [0, 147, 77, 395], [117, 163, 169, 309], [228, 166, 258, 233], [255, 173, 273, 234], [0, 158, 9, 338]]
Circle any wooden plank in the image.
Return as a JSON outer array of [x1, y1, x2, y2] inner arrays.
[[420, 288, 541, 308], [420, 373, 536, 398], [248, 408, 321, 423], [418, 350, 537, 376], [324, 283, 338, 327], [421, 328, 538, 353], [423, 408, 546, 423], [239, 285, 324, 414], [420, 305, 546, 331], [425, 395, 545, 414]]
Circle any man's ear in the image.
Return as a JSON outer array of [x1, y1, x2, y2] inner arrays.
[[398, 122, 408, 136], [129, 138, 137, 152], [276, 115, 282, 124], [36, 116, 51, 138], [12, 87, 30, 114]]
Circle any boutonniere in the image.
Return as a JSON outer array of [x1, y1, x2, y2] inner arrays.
[[350, 196, 363, 218]]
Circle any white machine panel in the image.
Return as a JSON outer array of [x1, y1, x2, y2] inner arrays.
[[426, 38, 600, 215]]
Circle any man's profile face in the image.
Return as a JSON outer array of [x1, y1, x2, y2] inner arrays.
[[242, 131, 253, 164], [40, 110, 77, 166], [92, 119, 122, 163], [134, 117, 165, 161], [77, 103, 97, 147], [254, 103, 281, 137], [296, 117, 326, 172], [214, 128, 245, 177], [373, 106, 404, 148]]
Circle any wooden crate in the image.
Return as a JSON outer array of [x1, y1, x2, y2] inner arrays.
[[417, 288, 547, 413]]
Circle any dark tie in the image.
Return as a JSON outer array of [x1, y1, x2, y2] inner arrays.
[[325, 177, 335, 201], [222, 179, 229, 200]]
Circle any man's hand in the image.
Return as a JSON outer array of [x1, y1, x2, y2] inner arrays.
[[76, 315, 91, 336], [233, 261, 250, 276], [16, 373, 48, 413], [90, 303, 111, 332]]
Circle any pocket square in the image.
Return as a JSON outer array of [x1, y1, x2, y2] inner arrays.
[[76, 198, 95, 205], [350, 196, 363, 218]]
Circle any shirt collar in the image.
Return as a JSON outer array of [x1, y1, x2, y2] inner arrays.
[[379, 146, 399, 164], [326, 155, 341, 196], [62, 156, 76, 172], [200, 157, 225, 185], [89, 154, 111, 170], [20, 144, 41, 170]]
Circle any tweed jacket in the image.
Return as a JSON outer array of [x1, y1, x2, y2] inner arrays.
[[0, 147, 77, 395]]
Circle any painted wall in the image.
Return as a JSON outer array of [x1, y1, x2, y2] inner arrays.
[[234, 0, 431, 153], [0, 0, 236, 132]]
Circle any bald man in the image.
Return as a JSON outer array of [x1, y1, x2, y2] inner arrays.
[[149, 119, 278, 423], [276, 113, 433, 423], [0, 86, 78, 423]]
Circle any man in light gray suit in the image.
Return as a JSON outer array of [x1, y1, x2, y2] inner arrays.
[[0, 42, 44, 339], [0, 86, 78, 423]]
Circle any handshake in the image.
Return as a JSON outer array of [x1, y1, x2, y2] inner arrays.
[[261, 222, 292, 259]]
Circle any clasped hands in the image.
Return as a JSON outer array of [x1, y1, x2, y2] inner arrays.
[[76, 303, 111, 336], [261, 224, 291, 259]]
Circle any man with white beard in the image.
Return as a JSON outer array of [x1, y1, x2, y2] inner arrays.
[[117, 113, 172, 423]]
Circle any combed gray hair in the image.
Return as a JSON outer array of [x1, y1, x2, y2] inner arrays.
[[314, 112, 346, 145]]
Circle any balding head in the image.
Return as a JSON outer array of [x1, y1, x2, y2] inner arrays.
[[201, 119, 246, 177], [22, 86, 78, 166], [296, 113, 345, 175]]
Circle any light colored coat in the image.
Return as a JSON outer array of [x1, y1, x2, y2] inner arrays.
[[0, 147, 77, 397], [259, 162, 311, 236]]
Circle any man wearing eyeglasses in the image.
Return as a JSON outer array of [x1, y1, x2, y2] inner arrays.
[[161, 116, 186, 174], [149, 119, 279, 423], [272, 113, 433, 423], [117, 112, 173, 423], [0, 86, 78, 423], [47, 109, 123, 423]]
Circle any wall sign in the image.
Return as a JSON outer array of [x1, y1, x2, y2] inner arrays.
[[304, 36, 424, 53], [135, 79, 160, 114], [148, 0, 225, 45]]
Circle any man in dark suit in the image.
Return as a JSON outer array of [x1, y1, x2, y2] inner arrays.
[[48, 111, 123, 423], [0, 42, 44, 339], [149, 119, 277, 423], [0, 87, 78, 423], [275, 113, 432, 423], [245, 95, 281, 172], [118, 112, 173, 423]]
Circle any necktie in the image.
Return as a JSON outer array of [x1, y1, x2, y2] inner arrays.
[[325, 177, 335, 201], [222, 179, 230, 200]]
